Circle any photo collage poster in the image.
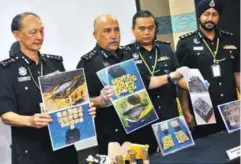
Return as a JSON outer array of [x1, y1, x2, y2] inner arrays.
[[152, 116, 195, 156], [218, 100, 240, 133], [97, 59, 159, 134], [181, 68, 216, 125], [39, 69, 97, 151]]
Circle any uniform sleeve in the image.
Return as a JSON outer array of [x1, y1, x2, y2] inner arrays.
[[168, 46, 180, 70], [76, 58, 84, 69], [233, 36, 240, 72], [140, 73, 151, 89], [175, 40, 191, 67], [0, 68, 17, 116]]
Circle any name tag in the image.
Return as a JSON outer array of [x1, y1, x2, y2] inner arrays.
[[193, 46, 204, 51], [135, 60, 143, 64], [18, 76, 31, 82]]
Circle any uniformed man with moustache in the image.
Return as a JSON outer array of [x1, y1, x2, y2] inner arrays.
[[176, 0, 240, 138], [0, 12, 96, 164], [76, 14, 133, 154]]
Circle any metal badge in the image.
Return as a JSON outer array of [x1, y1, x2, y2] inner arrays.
[[193, 38, 201, 44], [103, 61, 110, 67], [132, 53, 139, 60], [209, 0, 215, 7], [18, 67, 27, 76]]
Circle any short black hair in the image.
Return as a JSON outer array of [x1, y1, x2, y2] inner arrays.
[[11, 12, 40, 32], [132, 10, 156, 28]]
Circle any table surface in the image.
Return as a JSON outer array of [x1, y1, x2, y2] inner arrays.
[[150, 130, 240, 164]]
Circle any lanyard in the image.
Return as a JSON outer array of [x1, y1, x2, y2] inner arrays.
[[202, 37, 220, 63], [28, 62, 43, 90], [139, 48, 158, 76]]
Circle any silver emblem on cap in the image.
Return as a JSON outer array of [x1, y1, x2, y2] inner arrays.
[[209, 0, 215, 7], [18, 67, 27, 76]]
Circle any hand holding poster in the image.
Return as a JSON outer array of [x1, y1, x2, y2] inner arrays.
[[180, 68, 216, 125], [97, 59, 159, 134], [38, 69, 97, 151]]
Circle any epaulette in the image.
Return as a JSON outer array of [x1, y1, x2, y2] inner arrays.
[[179, 31, 195, 40], [155, 40, 171, 45], [119, 46, 131, 51], [0, 58, 17, 67], [44, 54, 63, 61], [81, 50, 97, 60], [220, 30, 234, 36]]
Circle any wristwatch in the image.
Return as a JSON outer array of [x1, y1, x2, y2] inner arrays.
[[167, 73, 183, 85]]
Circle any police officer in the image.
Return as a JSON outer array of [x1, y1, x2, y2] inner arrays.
[[176, 0, 240, 138], [76, 14, 132, 154], [126, 10, 189, 154], [0, 12, 96, 164]]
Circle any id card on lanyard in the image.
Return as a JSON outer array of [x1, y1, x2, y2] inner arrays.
[[211, 63, 221, 77]]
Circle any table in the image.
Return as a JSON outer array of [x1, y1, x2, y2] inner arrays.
[[150, 131, 240, 164]]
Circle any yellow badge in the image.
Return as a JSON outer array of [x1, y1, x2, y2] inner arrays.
[[223, 45, 237, 50], [158, 56, 170, 61]]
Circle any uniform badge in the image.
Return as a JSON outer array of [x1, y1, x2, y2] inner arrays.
[[223, 45, 237, 50], [209, 0, 215, 7], [132, 53, 139, 60], [230, 55, 235, 59], [103, 61, 110, 67], [18, 67, 27, 76], [193, 38, 201, 44], [158, 56, 170, 61]]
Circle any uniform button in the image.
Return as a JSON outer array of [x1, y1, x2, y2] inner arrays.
[[220, 93, 224, 97], [158, 106, 161, 109], [197, 53, 200, 56], [230, 51, 232, 53], [164, 70, 169, 73], [219, 82, 222, 86], [149, 56, 152, 59], [164, 64, 168, 67], [25, 150, 28, 154], [25, 86, 28, 90], [38, 71, 40, 74], [115, 129, 118, 132], [211, 42, 214, 45], [157, 95, 160, 98]]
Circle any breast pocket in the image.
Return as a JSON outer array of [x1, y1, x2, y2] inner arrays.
[[156, 59, 171, 75]]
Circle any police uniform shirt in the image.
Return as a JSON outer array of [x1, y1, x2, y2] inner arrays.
[[0, 51, 77, 164], [126, 41, 180, 154], [76, 44, 133, 154], [176, 29, 240, 136]]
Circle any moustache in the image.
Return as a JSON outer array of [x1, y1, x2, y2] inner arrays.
[[109, 40, 119, 44], [204, 21, 215, 26]]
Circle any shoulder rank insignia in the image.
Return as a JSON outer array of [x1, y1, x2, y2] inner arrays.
[[119, 46, 131, 51], [0, 58, 17, 67], [179, 31, 195, 39], [220, 30, 234, 36], [155, 40, 171, 45], [82, 50, 97, 60], [44, 54, 63, 61]]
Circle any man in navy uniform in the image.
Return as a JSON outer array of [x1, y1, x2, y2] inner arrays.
[[0, 12, 96, 164], [76, 14, 133, 154], [176, 0, 240, 138], [126, 10, 190, 154]]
